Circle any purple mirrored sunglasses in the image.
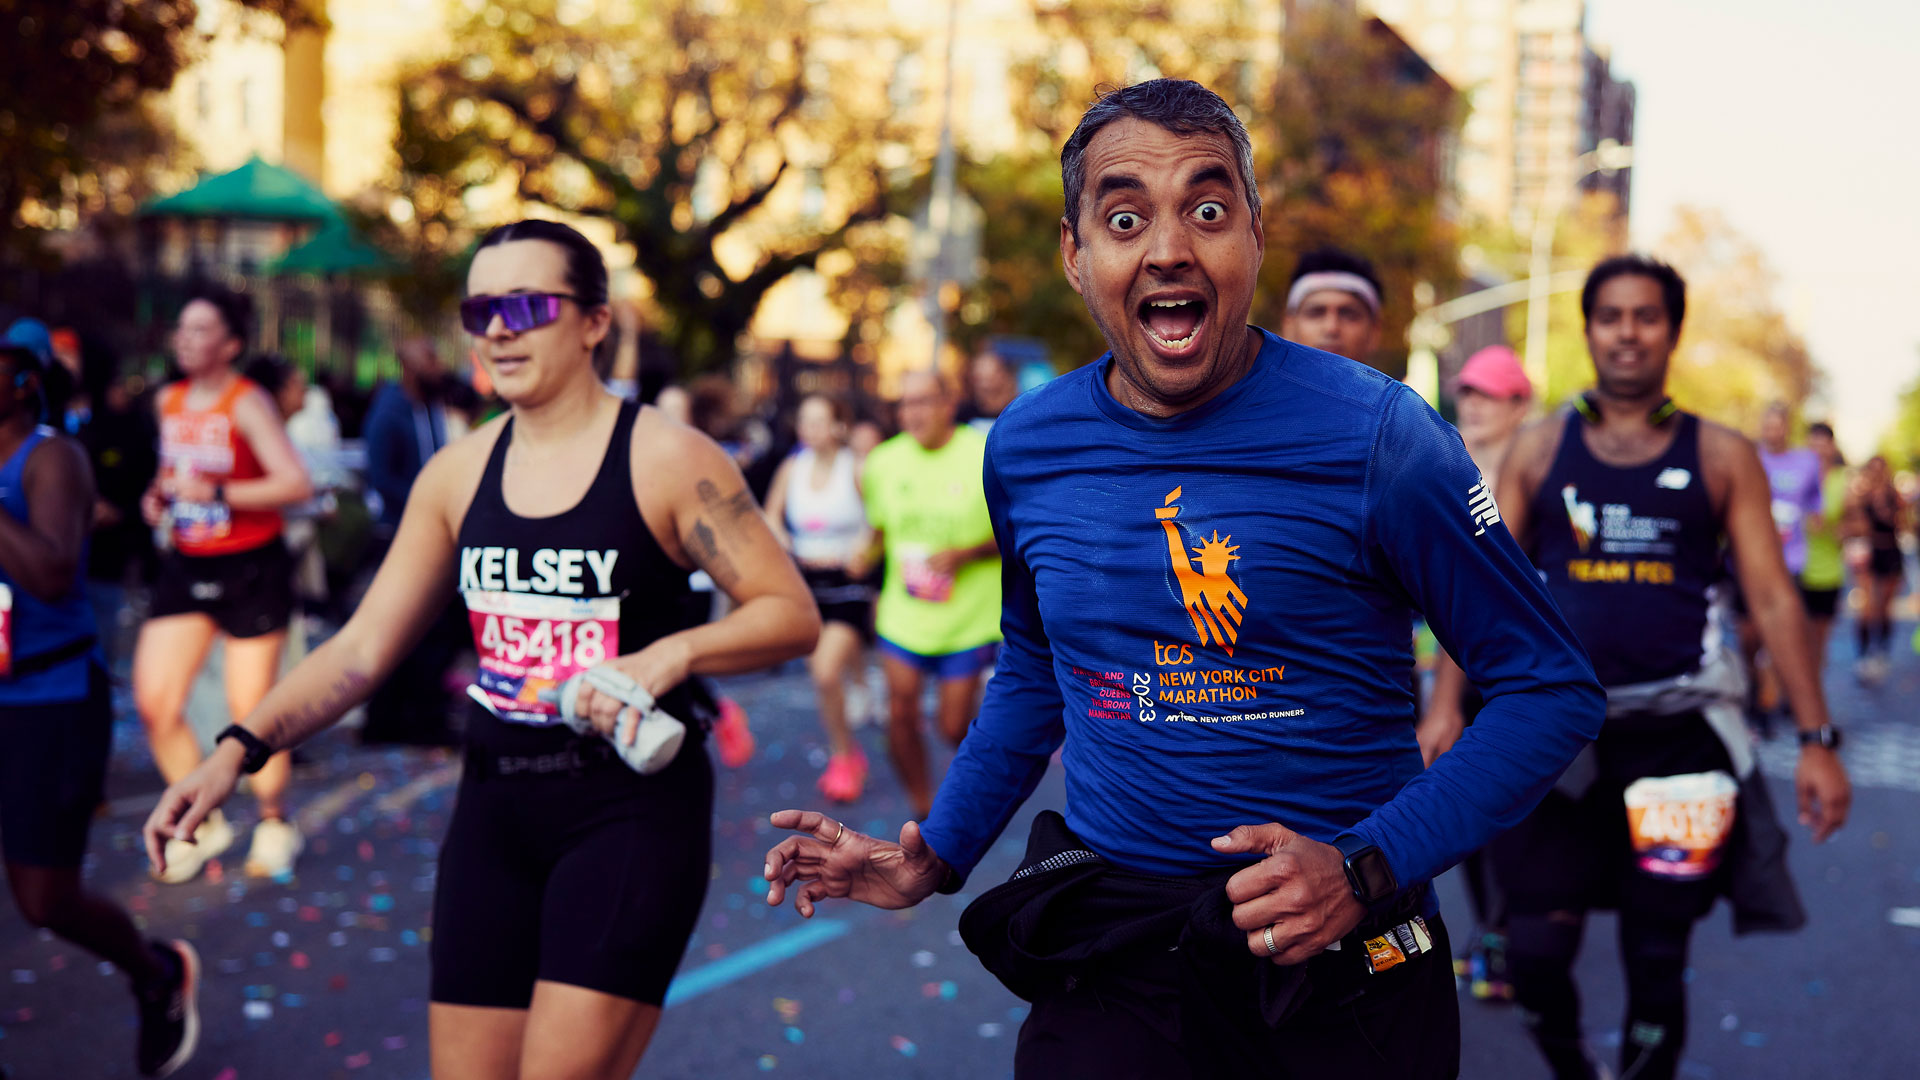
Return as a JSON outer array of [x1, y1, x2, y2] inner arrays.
[[458, 292, 581, 335]]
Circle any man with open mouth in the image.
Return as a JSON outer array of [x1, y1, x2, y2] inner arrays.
[[766, 79, 1605, 1078]]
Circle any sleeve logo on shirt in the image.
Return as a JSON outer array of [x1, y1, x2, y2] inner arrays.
[[1467, 476, 1502, 537], [1154, 486, 1249, 656]]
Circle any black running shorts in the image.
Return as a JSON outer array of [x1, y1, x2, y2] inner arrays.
[[0, 666, 112, 868], [148, 542, 295, 639], [1798, 585, 1840, 619], [429, 730, 714, 1008]]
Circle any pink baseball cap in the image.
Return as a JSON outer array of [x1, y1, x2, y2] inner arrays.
[[1455, 345, 1533, 401]]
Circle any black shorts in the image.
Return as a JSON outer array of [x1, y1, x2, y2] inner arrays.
[[430, 722, 714, 1008], [149, 542, 295, 639], [1491, 711, 1732, 924], [0, 665, 112, 868], [1868, 547, 1904, 580], [803, 567, 875, 642], [1798, 584, 1841, 618]]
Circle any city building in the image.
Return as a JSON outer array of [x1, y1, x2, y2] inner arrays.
[[1363, 0, 1632, 230]]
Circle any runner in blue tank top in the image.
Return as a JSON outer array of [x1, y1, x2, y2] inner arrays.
[[1490, 256, 1851, 1080], [0, 344, 202, 1076], [142, 221, 820, 1078], [765, 80, 1606, 1079]]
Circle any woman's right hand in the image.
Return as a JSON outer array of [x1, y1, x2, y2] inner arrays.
[[143, 742, 246, 876]]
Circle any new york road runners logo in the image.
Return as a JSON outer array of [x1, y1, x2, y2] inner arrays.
[[1154, 486, 1248, 656]]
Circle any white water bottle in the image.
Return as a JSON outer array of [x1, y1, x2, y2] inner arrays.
[[547, 667, 687, 775]]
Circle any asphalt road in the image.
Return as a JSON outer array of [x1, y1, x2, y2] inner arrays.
[[2, 628, 1917, 1079]]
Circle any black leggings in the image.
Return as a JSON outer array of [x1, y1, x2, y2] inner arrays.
[[1508, 908, 1693, 1080]]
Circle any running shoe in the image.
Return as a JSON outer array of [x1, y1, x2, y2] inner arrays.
[[713, 697, 756, 768], [155, 808, 235, 884], [243, 817, 305, 879], [135, 939, 200, 1077], [817, 747, 870, 803]]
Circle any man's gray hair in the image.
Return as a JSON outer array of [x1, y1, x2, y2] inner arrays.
[[1060, 79, 1261, 237]]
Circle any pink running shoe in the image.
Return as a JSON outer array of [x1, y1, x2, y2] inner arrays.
[[816, 747, 870, 803], [713, 697, 755, 768]]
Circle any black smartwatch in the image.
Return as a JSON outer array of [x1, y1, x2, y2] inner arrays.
[[213, 481, 227, 505], [1796, 724, 1843, 751], [1333, 832, 1398, 908], [217, 725, 274, 775]]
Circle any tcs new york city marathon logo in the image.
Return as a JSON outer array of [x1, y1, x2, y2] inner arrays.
[[1154, 485, 1248, 658]]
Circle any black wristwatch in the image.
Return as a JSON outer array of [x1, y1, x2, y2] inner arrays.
[[213, 481, 227, 505], [217, 725, 274, 775], [1796, 724, 1843, 751], [1333, 832, 1399, 908]]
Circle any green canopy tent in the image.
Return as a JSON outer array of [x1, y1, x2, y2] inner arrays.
[[142, 156, 343, 226], [140, 159, 408, 376], [269, 222, 397, 276]]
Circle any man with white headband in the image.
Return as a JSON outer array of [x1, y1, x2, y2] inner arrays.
[[1281, 248, 1383, 363]]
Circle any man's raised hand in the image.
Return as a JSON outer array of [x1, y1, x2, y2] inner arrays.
[[764, 810, 949, 917], [1211, 822, 1366, 965]]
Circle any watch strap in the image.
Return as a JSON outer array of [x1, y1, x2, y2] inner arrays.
[[217, 724, 273, 774]]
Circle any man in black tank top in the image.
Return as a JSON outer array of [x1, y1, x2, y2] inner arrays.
[[1490, 256, 1851, 1080]]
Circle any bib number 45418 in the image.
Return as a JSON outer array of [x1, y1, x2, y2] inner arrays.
[[476, 614, 608, 668]]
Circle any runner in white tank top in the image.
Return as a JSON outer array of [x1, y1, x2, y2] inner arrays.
[[766, 395, 877, 801]]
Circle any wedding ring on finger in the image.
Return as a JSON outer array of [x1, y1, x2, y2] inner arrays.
[[833, 821, 846, 846], [1263, 924, 1280, 956]]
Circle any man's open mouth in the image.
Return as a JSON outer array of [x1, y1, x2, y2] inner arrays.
[[1138, 296, 1208, 354]]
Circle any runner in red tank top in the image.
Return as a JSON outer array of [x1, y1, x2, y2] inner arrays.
[[133, 287, 313, 885]]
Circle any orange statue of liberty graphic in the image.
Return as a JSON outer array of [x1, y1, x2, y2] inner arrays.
[[1155, 486, 1248, 655]]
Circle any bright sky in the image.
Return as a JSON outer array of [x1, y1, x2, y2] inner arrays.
[[1585, 0, 1920, 459]]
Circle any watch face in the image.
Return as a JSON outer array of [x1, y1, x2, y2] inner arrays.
[[1352, 848, 1396, 901]]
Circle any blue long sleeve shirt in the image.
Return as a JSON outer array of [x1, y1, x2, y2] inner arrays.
[[919, 330, 1605, 891]]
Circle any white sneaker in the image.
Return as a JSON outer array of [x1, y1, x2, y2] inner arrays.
[[243, 818, 304, 879], [155, 809, 235, 885]]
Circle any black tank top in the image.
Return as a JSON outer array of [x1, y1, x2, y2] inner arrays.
[[1865, 490, 1900, 552], [456, 400, 695, 753], [1530, 411, 1720, 688]]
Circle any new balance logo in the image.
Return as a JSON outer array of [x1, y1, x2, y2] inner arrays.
[[1468, 478, 1501, 537]]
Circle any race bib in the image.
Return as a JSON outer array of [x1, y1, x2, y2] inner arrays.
[[1770, 498, 1801, 544], [464, 590, 619, 725], [171, 499, 233, 547], [1624, 771, 1738, 880], [899, 544, 954, 603], [0, 584, 13, 678]]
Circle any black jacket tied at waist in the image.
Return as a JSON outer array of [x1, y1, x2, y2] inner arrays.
[[959, 811, 1430, 1034]]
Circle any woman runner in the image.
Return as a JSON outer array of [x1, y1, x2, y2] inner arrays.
[[765, 394, 877, 801], [143, 219, 819, 1078], [1849, 454, 1908, 683], [135, 287, 313, 883]]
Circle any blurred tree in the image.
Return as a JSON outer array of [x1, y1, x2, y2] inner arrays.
[[0, 0, 311, 261], [947, 156, 1108, 369], [1260, 5, 1462, 379], [981, 1, 1460, 375], [1659, 206, 1818, 432], [391, 0, 906, 375], [1876, 363, 1920, 468]]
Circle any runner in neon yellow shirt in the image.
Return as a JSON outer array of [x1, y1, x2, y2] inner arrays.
[[858, 370, 1001, 817], [1800, 422, 1848, 669]]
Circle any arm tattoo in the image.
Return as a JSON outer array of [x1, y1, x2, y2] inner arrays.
[[696, 478, 758, 521], [685, 517, 741, 589], [262, 669, 373, 749]]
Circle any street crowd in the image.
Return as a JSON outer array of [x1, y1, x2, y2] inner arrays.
[[0, 79, 1913, 1079]]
